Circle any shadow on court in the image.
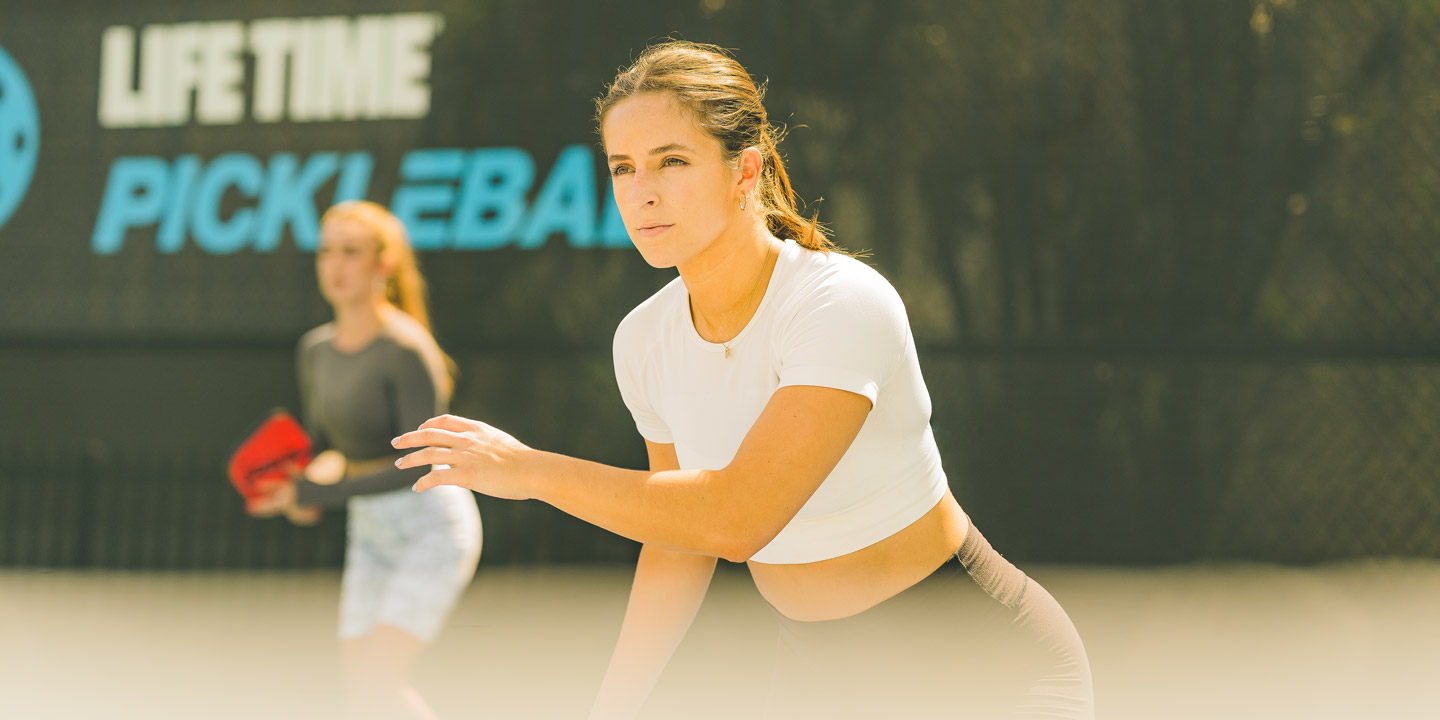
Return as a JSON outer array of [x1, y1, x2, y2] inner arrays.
[[1, 561, 1436, 719]]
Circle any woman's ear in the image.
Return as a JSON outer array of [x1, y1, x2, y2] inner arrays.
[[738, 146, 764, 194], [377, 252, 398, 283]]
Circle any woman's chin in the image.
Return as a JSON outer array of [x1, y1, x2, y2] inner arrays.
[[320, 287, 366, 308], [632, 244, 681, 270]]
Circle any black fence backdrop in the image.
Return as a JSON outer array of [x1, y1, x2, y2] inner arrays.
[[1, 0, 1436, 568]]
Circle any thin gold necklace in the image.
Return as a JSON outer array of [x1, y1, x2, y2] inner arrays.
[[692, 243, 775, 359]]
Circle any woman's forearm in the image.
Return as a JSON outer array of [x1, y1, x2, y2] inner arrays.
[[398, 387, 869, 558], [295, 453, 425, 507], [589, 545, 717, 720], [524, 450, 773, 562]]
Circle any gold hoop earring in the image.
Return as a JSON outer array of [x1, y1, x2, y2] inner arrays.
[[740, 195, 747, 211]]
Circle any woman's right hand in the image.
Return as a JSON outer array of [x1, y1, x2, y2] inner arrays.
[[392, 414, 538, 500], [246, 481, 293, 518], [283, 503, 322, 527], [246, 482, 321, 526]]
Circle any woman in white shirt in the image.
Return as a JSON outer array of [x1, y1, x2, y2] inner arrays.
[[393, 41, 1092, 719]]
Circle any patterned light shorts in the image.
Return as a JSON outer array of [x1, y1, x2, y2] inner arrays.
[[338, 484, 481, 642]]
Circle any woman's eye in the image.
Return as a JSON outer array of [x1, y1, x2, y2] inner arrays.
[[609, 165, 632, 177], [662, 157, 687, 167]]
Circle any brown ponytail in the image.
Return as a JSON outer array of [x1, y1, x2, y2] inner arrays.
[[595, 41, 838, 252]]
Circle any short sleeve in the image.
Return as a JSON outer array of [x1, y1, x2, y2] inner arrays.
[[613, 314, 674, 444], [776, 264, 910, 406]]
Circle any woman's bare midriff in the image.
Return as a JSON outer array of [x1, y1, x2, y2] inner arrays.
[[747, 488, 970, 622]]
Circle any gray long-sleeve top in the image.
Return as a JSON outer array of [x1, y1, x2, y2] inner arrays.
[[293, 313, 451, 507]]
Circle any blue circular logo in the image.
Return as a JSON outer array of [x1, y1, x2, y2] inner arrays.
[[0, 46, 40, 231]]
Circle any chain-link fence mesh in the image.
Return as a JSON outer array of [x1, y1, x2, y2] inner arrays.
[[1, 0, 1436, 567]]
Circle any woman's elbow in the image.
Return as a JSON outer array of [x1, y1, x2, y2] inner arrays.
[[712, 541, 757, 564], [696, 469, 793, 562], [702, 522, 779, 563]]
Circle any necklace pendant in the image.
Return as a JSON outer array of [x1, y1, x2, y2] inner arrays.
[[724, 345, 731, 359]]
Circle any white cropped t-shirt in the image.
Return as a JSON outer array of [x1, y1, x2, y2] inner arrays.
[[612, 239, 952, 564]]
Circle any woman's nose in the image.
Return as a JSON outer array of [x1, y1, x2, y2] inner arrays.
[[632, 169, 659, 207]]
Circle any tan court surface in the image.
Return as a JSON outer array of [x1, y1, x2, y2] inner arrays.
[[2, 561, 1437, 719]]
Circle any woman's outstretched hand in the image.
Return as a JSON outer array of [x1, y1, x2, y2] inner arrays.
[[392, 414, 536, 500]]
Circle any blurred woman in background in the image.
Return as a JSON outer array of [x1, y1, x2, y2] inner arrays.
[[250, 200, 481, 720]]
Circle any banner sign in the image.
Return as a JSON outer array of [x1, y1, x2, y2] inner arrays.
[[0, 3, 652, 340]]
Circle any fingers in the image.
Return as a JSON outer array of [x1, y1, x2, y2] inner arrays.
[[285, 505, 322, 527], [411, 466, 456, 493], [393, 447, 459, 471], [392, 426, 468, 451], [247, 503, 282, 518], [247, 496, 285, 517], [418, 414, 481, 433]]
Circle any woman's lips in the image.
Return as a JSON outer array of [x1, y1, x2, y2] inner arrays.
[[636, 224, 673, 239]]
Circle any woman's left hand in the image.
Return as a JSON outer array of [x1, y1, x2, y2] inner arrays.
[[392, 414, 536, 500]]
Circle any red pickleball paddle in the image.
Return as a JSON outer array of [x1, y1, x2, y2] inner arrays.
[[228, 410, 313, 513]]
